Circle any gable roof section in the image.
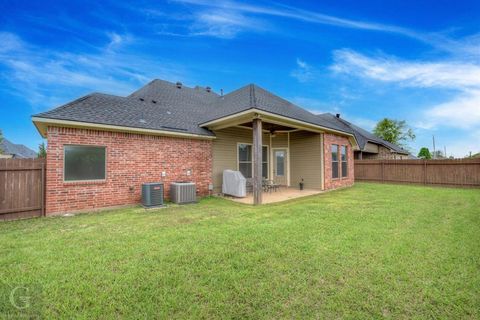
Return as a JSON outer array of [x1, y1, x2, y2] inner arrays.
[[1, 139, 37, 158], [33, 80, 218, 138], [199, 84, 351, 133], [317, 113, 409, 154], [33, 79, 356, 140]]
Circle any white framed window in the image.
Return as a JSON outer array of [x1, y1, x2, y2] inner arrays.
[[341, 145, 348, 177], [332, 144, 339, 179], [237, 143, 268, 179], [64, 145, 106, 181]]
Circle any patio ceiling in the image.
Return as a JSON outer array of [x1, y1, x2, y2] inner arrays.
[[238, 121, 297, 132], [200, 109, 359, 151]]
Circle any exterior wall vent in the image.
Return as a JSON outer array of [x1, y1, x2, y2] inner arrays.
[[142, 183, 164, 207], [170, 182, 196, 204]]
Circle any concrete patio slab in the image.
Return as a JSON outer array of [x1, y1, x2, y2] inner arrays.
[[223, 187, 324, 204]]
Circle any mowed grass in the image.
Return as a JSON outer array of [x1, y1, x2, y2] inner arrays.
[[0, 183, 479, 319]]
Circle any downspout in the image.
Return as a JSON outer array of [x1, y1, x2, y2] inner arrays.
[[287, 132, 291, 187], [269, 133, 273, 180], [320, 133, 325, 190]]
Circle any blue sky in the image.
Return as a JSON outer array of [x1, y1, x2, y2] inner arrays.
[[1, 0, 479, 157]]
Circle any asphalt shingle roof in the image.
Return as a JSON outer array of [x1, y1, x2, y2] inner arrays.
[[1, 139, 37, 158], [317, 113, 409, 154], [200, 84, 350, 133], [33, 79, 355, 138]]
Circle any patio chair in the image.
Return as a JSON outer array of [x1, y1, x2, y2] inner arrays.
[[263, 179, 280, 192]]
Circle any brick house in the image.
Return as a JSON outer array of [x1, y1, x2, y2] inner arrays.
[[33, 79, 359, 215]]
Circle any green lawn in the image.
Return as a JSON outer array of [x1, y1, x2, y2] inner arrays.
[[1, 183, 479, 319]]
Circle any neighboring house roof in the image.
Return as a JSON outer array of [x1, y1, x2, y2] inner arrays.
[[317, 113, 409, 155], [0, 139, 37, 158], [32, 80, 356, 139]]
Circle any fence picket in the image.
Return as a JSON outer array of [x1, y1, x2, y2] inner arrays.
[[355, 159, 480, 187], [0, 158, 45, 221]]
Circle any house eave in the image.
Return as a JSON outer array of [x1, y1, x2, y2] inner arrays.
[[361, 139, 409, 155], [200, 108, 359, 149], [31, 117, 216, 140]]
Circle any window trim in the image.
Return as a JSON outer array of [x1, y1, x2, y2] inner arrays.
[[236, 142, 269, 179], [273, 149, 286, 177], [341, 145, 348, 178], [331, 144, 339, 179], [63, 144, 107, 183]]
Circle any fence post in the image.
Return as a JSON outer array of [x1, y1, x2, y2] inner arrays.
[[381, 160, 385, 183], [424, 160, 427, 185], [41, 161, 46, 216]]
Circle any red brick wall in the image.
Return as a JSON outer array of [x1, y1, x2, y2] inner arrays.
[[46, 127, 212, 215], [323, 133, 355, 190]]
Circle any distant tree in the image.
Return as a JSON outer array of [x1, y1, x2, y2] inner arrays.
[[37, 142, 47, 158], [417, 147, 432, 159], [373, 118, 415, 147]]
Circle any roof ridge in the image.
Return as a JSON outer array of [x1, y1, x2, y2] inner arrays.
[[249, 84, 257, 107], [130, 79, 220, 98]]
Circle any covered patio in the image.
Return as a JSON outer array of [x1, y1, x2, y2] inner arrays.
[[203, 112, 326, 205], [201, 85, 358, 205], [223, 187, 324, 204]]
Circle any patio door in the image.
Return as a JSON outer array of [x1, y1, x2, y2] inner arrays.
[[273, 149, 288, 186]]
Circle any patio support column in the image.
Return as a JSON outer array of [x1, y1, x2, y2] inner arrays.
[[252, 117, 263, 205]]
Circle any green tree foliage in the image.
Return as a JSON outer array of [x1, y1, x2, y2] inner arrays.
[[417, 147, 432, 159], [37, 142, 47, 158], [373, 118, 415, 147]]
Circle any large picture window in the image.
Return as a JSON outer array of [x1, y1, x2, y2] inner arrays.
[[341, 145, 348, 177], [238, 144, 268, 179], [332, 144, 339, 179], [64, 145, 106, 181]]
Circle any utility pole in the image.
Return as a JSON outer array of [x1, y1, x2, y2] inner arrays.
[[432, 135, 436, 159]]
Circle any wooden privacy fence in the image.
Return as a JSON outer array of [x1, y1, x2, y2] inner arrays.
[[355, 159, 480, 187], [0, 158, 45, 221]]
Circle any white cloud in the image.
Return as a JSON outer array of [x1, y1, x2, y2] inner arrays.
[[331, 49, 480, 131], [172, 0, 480, 56], [106, 32, 133, 49], [189, 10, 266, 38], [290, 58, 313, 83], [417, 90, 480, 130], [0, 32, 187, 109], [0, 32, 23, 53], [331, 49, 480, 90], [175, 0, 412, 33]]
